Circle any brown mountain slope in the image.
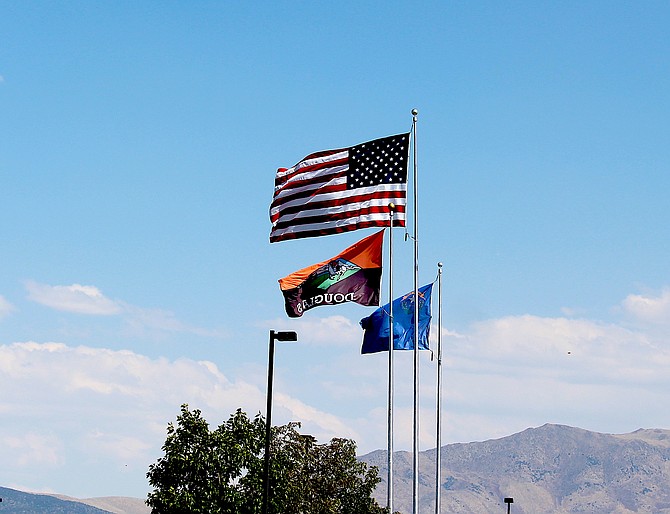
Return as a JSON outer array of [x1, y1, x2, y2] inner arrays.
[[50, 494, 149, 514], [359, 423, 670, 514]]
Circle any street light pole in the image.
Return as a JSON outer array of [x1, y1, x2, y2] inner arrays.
[[262, 330, 297, 514], [504, 497, 514, 514], [263, 333, 277, 514]]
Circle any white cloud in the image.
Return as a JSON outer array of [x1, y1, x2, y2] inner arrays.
[[0, 339, 385, 497], [299, 308, 670, 454], [454, 314, 658, 380], [0, 341, 269, 496], [5, 288, 670, 497], [412, 310, 670, 449], [26, 281, 122, 315], [3, 432, 64, 468], [255, 309, 670, 452], [274, 393, 360, 441], [24, 281, 227, 340], [0, 294, 15, 319], [84, 431, 153, 462], [122, 304, 228, 338], [263, 314, 361, 346], [622, 288, 670, 325]]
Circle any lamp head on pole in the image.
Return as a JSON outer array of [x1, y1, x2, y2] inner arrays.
[[271, 330, 298, 342]]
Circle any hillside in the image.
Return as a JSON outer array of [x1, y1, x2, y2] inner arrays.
[[359, 423, 670, 513], [0, 487, 111, 514], [54, 495, 150, 514], [0, 488, 149, 514]]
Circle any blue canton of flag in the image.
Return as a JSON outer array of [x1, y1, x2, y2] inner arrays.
[[360, 283, 433, 354]]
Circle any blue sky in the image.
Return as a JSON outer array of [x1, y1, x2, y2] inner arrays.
[[1, 0, 670, 500]]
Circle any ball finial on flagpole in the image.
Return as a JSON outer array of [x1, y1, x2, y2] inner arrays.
[[411, 108, 418, 115], [388, 202, 396, 212]]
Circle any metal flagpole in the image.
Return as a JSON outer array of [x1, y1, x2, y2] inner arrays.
[[435, 262, 443, 514], [411, 108, 420, 514], [387, 204, 395, 513]]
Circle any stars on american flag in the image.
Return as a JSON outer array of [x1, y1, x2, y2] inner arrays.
[[348, 133, 409, 189]]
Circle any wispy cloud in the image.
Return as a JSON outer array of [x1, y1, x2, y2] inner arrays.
[[24, 281, 227, 339], [26, 281, 122, 315], [264, 314, 361, 346], [0, 294, 15, 319], [2, 432, 64, 468], [122, 304, 228, 338]]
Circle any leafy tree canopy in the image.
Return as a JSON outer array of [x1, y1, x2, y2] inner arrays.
[[146, 405, 389, 514]]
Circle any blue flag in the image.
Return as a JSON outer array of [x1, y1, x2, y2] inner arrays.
[[360, 283, 433, 354]]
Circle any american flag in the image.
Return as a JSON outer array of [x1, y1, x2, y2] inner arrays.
[[270, 133, 410, 243]]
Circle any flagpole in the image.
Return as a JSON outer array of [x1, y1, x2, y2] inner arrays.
[[411, 107, 420, 514], [435, 262, 443, 514], [387, 204, 395, 514]]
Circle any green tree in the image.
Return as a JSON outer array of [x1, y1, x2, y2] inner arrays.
[[146, 404, 388, 514]]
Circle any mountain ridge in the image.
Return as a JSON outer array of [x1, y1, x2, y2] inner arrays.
[[359, 423, 670, 513]]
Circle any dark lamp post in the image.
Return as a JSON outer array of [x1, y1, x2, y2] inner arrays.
[[262, 330, 297, 514], [504, 497, 514, 513]]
